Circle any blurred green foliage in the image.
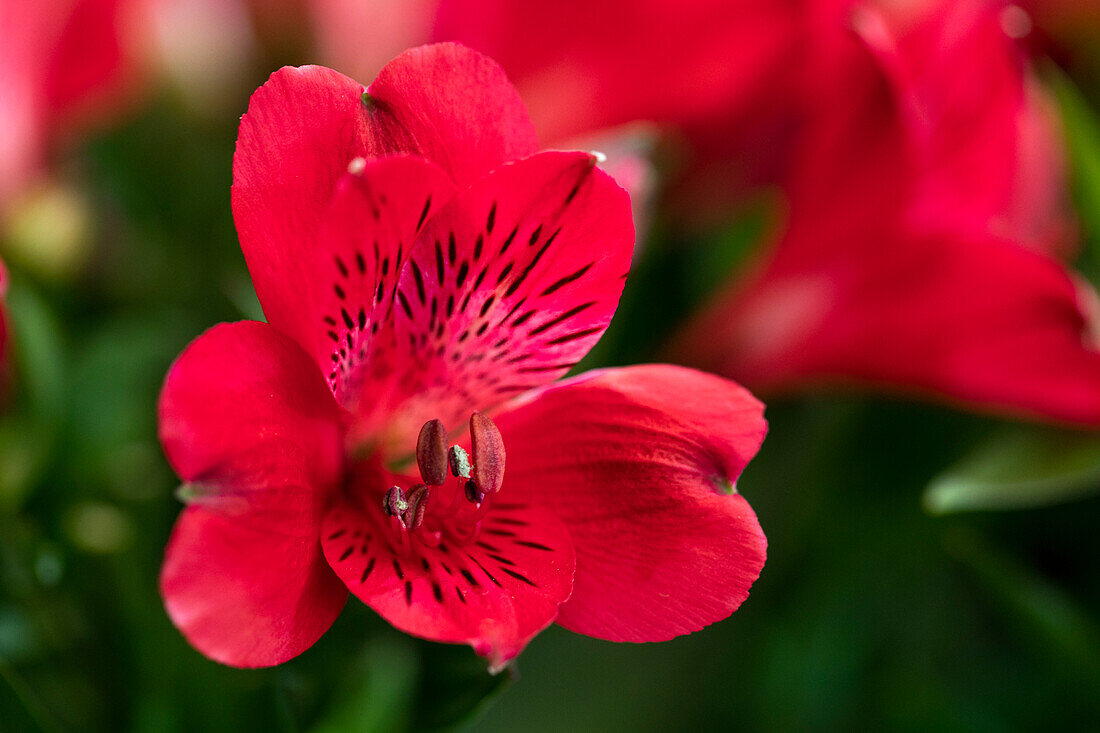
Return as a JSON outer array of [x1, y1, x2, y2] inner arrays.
[[1, 46, 1099, 733]]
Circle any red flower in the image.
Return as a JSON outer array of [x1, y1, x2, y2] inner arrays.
[[0, 0, 149, 208], [158, 44, 767, 670], [674, 0, 1100, 424]]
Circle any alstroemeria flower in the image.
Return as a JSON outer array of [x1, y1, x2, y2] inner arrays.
[[0, 0, 150, 210], [675, 0, 1100, 424], [159, 44, 767, 670]]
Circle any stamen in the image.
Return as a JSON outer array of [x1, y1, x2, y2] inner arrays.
[[383, 486, 408, 517], [416, 419, 448, 486], [449, 445, 471, 479], [470, 412, 506, 494], [403, 484, 430, 530], [464, 479, 485, 504]]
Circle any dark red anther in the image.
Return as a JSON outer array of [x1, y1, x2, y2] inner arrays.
[[416, 419, 448, 485], [403, 484, 430, 530], [464, 479, 485, 504], [470, 411, 506, 494], [383, 486, 408, 517]]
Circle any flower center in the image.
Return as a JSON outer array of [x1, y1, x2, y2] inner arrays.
[[381, 411, 506, 551]]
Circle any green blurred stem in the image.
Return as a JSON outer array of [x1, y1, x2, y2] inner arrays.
[[0, 653, 66, 733], [945, 529, 1100, 697]]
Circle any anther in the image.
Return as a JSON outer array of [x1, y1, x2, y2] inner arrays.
[[464, 479, 485, 505], [403, 484, 430, 530], [383, 486, 408, 517], [416, 419, 448, 485], [469, 412, 506, 494], [449, 445, 471, 479]]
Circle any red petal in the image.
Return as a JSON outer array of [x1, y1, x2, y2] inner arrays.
[[158, 321, 347, 666], [322, 493, 574, 671], [232, 48, 538, 374], [493, 365, 768, 642], [675, 3, 1100, 425], [240, 149, 455, 393], [311, 0, 438, 85], [866, 0, 1072, 249], [433, 0, 797, 167], [684, 227, 1100, 425], [352, 151, 634, 448], [362, 43, 539, 185], [233, 64, 371, 355]]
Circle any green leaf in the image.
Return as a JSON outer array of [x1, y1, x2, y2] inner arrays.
[[0, 277, 65, 509], [924, 426, 1100, 514]]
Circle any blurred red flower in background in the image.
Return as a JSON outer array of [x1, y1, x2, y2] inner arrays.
[[0, 0, 150, 211], [159, 44, 768, 670], [675, 0, 1100, 424]]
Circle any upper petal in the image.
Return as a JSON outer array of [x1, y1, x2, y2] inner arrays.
[[232, 64, 373, 351], [232, 46, 540, 365], [362, 43, 539, 185], [493, 365, 768, 642], [350, 150, 634, 449], [239, 149, 456, 391], [158, 321, 348, 666]]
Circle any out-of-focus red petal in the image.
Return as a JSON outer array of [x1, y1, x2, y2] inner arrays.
[[681, 226, 1100, 425], [433, 0, 798, 170], [43, 0, 150, 131], [352, 151, 634, 449], [158, 321, 347, 667], [311, 0, 440, 92], [322, 491, 574, 671], [493, 365, 767, 642], [0, 0, 148, 208]]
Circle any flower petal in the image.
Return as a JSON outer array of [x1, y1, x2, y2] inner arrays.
[[682, 227, 1100, 425], [158, 321, 347, 667], [352, 150, 634, 448], [492, 365, 768, 642], [233, 47, 538, 365], [362, 42, 538, 186], [322, 494, 574, 671], [241, 150, 455, 391]]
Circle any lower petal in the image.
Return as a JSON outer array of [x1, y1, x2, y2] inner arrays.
[[493, 364, 768, 642], [157, 321, 348, 666], [161, 506, 347, 668], [322, 495, 574, 671]]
